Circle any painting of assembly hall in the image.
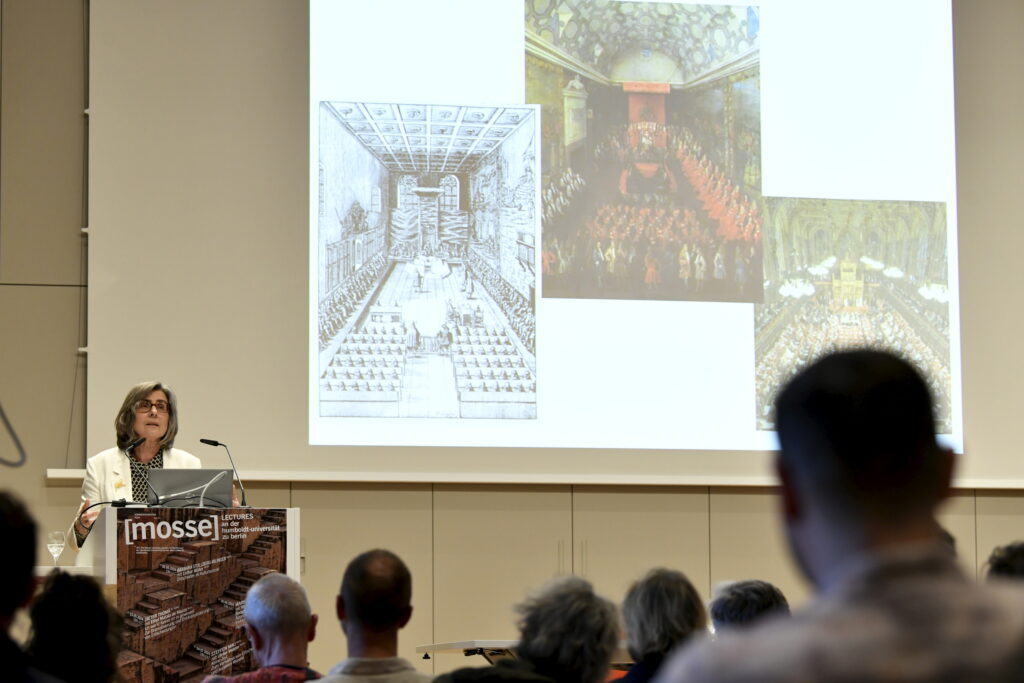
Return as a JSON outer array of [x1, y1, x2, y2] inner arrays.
[[755, 198, 953, 433], [317, 102, 538, 419], [528, 1, 762, 302]]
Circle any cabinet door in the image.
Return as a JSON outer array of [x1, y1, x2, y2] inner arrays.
[[292, 484, 433, 674], [709, 488, 809, 609], [572, 486, 710, 604], [934, 493, 976, 578], [975, 492, 1022, 580], [432, 485, 572, 675]]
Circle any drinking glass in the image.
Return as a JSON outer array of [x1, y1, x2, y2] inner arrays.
[[47, 530, 66, 566]]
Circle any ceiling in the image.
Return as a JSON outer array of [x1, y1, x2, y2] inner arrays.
[[525, 0, 758, 82], [322, 102, 536, 174]]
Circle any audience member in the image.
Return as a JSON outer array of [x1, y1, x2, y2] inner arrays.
[[938, 525, 957, 557], [708, 580, 789, 632], [321, 549, 430, 683], [655, 350, 1024, 683], [986, 541, 1024, 581], [0, 491, 65, 682], [621, 569, 706, 683], [204, 573, 320, 682], [28, 570, 123, 683], [435, 576, 618, 683]]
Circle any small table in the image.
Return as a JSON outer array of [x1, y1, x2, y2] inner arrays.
[[416, 640, 517, 665]]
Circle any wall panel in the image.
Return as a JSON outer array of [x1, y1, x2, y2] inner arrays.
[[291, 483, 434, 674], [432, 485, 571, 673], [572, 486, 710, 602]]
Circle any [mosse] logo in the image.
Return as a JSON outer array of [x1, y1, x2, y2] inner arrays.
[[124, 515, 220, 546]]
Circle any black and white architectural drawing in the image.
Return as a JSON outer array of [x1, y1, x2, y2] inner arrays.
[[317, 102, 539, 419]]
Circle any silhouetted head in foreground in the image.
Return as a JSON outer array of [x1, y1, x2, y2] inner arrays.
[[28, 570, 123, 683], [773, 350, 952, 589], [0, 490, 35, 630]]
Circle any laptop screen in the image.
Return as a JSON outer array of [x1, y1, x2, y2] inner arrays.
[[147, 468, 233, 508]]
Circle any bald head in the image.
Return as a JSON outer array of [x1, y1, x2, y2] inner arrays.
[[340, 549, 412, 632], [245, 573, 313, 638]]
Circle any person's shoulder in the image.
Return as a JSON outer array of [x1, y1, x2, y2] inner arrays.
[[321, 660, 429, 683], [26, 669, 68, 683], [202, 668, 320, 683], [655, 619, 810, 683], [436, 661, 551, 683], [88, 447, 123, 463], [166, 448, 201, 467]]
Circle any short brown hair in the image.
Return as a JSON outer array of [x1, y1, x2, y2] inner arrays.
[[114, 382, 179, 450], [340, 549, 411, 631]]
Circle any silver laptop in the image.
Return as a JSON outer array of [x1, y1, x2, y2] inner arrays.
[[147, 468, 233, 508]]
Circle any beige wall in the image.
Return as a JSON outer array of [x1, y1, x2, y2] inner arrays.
[[1, 0, 1023, 675]]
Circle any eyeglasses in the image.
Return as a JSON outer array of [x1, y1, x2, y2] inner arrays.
[[134, 399, 170, 414]]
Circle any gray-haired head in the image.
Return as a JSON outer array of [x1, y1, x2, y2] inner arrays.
[[114, 381, 179, 451], [622, 568, 706, 664], [515, 576, 618, 683], [245, 573, 313, 638], [709, 579, 789, 631]]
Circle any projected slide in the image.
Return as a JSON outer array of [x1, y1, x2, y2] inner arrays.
[[317, 102, 539, 419], [529, 3, 763, 303], [754, 198, 952, 432], [309, 0, 961, 451]]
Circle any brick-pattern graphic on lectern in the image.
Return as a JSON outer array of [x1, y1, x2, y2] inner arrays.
[[115, 508, 287, 683]]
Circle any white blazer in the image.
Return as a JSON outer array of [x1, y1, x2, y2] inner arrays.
[[81, 446, 201, 505]]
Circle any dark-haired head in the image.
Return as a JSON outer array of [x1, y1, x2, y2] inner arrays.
[[986, 541, 1024, 581], [710, 579, 789, 632], [774, 349, 949, 522], [27, 570, 123, 682], [339, 549, 412, 632], [0, 490, 36, 625]]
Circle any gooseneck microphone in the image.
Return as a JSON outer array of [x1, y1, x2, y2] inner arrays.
[[200, 438, 248, 507], [125, 436, 146, 453]]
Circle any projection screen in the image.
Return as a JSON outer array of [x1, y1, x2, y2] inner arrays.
[[308, 0, 961, 452], [87, 0, 973, 484]]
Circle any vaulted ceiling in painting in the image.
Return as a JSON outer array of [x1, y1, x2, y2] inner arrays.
[[323, 103, 535, 174], [525, 0, 759, 83]]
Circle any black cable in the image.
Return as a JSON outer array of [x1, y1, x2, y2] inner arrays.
[[0, 398, 28, 468], [77, 497, 229, 531], [64, 286, 86, 469]]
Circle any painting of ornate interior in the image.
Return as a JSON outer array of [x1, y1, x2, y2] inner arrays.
[[316, 102, 538, 419], [527, 1, 762, 302], [754, 198, 952, 432]]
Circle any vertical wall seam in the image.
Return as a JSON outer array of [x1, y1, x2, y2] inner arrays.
[[973, 488, 979, 581], [430, 482, 436, 674], [569, 484, 575, 575], [706, 486, 712, 599]]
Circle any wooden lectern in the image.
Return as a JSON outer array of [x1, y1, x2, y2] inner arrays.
[[75, 506, 299, 683]]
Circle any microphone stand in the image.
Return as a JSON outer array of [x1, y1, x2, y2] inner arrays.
[[200, 439, 248, 507]]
